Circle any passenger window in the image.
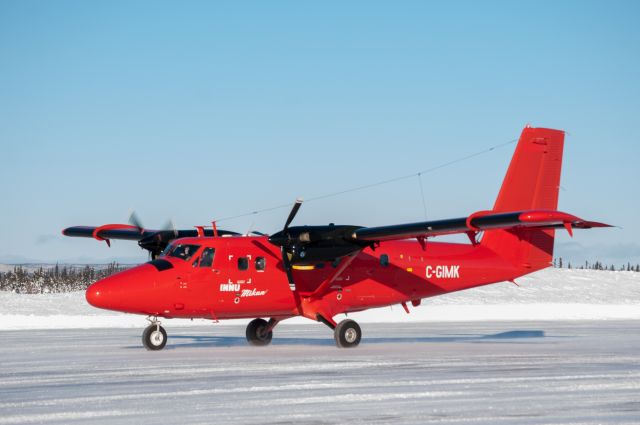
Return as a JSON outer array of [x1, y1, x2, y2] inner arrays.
[[380, 254, 389, 267], [237, 257, 249, 271], [199, 248, 215, 268], [255, 257, 265, 271]]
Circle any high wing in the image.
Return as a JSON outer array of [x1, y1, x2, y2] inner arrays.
[[63, 225, 146, 241], [267, 207, 611, 267], [62, 224, 240, 258], [351, 209, 611, 243]]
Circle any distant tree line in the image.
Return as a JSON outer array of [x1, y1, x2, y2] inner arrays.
[[1, 259, 638, 294], [0, 263, 131, 294], [553, 258, 640, 272]]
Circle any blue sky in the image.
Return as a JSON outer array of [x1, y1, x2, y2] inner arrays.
[[1, 1, 638, 265]]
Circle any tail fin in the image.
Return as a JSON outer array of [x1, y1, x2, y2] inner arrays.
[[481, 126, 565, 270]]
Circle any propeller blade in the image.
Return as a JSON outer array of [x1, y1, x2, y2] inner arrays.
[[161, 218, 178, 238], [281, 245, 295, 288], [128, 211, 144, 233], [271, 199, 302, 290], [284, 199, 303, 231]]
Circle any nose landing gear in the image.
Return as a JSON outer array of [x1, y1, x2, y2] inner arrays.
[[142, 318, 167, 351]]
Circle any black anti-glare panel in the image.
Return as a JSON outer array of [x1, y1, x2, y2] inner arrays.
[[147, 259, 174, 271]]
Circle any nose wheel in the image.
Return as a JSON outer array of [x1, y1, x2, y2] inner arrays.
[[334, 319, 361, 348], [142, 321, 167, 351]]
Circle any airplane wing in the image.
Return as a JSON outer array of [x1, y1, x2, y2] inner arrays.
[[62, 224, 240, 257], [62, 225, 240, 241], [352, 210, 611, 242], [268, 206, 611, 267], [63, 225, 146, 241]]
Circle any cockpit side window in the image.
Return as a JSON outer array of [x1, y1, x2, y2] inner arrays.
[[165, 244, 201, 262], [199, 248, 215, 268], [160, 244, 174, 257]]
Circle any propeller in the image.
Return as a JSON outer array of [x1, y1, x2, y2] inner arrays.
[[267, 199, 368, 284], [161, 218, 178, 238], [128, 211, 145, 233], [130, 211, 177, 259], [275, 199, 303, 288]]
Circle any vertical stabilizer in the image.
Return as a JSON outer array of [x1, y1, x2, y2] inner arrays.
[[481, 126, 565, 270]]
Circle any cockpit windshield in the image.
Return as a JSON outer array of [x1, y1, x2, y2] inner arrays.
[[162, 244, 201, 261]]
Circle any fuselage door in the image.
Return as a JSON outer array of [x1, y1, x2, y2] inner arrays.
[[188, 246, 219, 288]]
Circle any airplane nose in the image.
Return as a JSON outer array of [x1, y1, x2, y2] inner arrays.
[[84, 283, 100, 307], [84, 263, 166, 314], [85, 282, 105, 308], [85, 271, 133, 311]]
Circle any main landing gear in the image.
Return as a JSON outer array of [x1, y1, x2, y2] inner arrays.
[[246, 318, 277, 346], [244, 317, 362, 348], [317, 315, 363, 348], [142, 318, 167, 351], [334, 319, 362, 348]]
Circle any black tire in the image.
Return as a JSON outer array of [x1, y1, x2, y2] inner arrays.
[[246, 318, 273, 346], [334, 319, 361, 348], [142, 324, 167, 351]]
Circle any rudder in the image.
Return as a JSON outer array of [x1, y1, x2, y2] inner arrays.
[[481, 126, 565, 270]]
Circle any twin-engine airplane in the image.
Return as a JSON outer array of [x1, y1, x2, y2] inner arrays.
[[63, 126, 610, 350]]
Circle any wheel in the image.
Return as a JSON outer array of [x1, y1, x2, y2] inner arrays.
[[246, 318, 273, 346], [334, 319, 362, 348], [142, 324, 167, 350]]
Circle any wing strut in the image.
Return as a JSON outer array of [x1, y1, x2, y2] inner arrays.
[[309, 251, 362, 299]]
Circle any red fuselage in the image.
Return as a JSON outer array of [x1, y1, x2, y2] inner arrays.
[[86, 235, 528, 323]]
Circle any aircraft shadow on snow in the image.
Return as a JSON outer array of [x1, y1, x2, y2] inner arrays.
[[124, 329, 546, 349]]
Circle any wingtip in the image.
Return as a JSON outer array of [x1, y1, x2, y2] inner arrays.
[[580, 221, 614, 229]]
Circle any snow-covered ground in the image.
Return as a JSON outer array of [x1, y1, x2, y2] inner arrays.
[[1, 268, 638, 330], [1, 322, 640, 424]]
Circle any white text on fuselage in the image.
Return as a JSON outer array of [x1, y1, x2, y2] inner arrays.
[[426, 265, 460, 279], [241, 288, 267, 297], [220, 283, 240, 292], [219, 283, 268, 297]]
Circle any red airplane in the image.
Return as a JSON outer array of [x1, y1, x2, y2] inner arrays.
[[63, 126, 610, 350]]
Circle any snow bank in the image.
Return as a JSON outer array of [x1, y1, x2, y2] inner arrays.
[[1, 268, 638, 330]]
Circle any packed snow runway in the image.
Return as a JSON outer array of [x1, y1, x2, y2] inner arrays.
[[2, 321, 639, 424]]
